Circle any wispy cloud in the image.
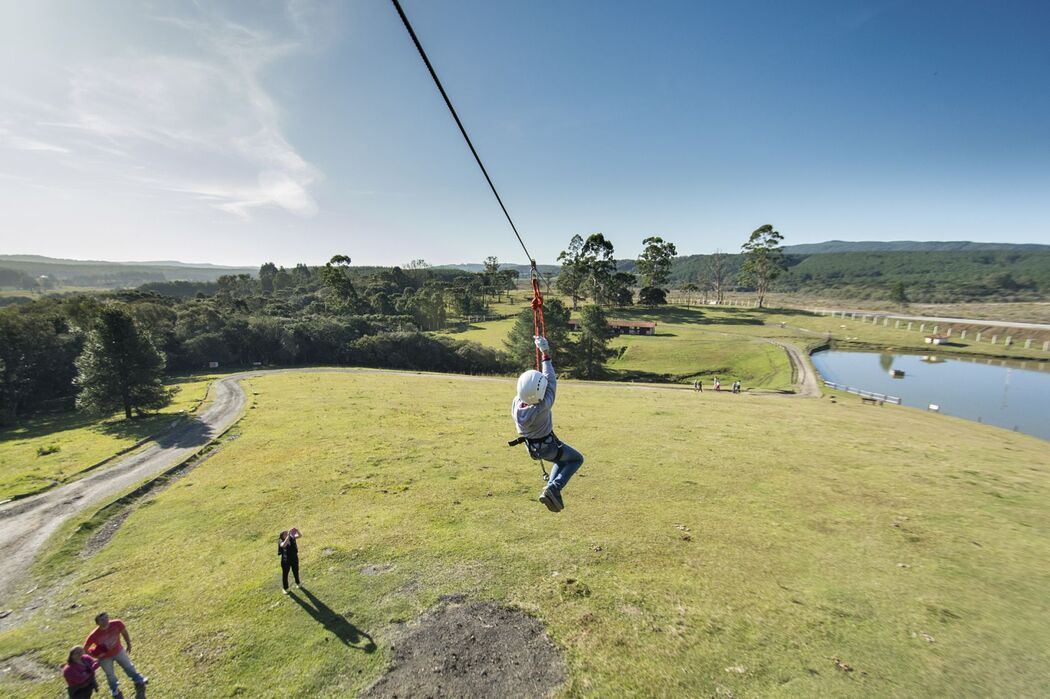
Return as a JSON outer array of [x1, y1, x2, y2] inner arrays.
[[0, 1, 324, 219], [0, 126, 71, 154]]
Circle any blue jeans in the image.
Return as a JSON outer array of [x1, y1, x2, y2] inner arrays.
[[99, 649, 144, 697], [534, 440, 584, 491]]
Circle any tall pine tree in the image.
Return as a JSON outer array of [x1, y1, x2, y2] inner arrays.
[[75, 306, 174, 419]]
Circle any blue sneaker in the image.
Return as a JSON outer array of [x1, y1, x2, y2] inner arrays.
[[539, 484, 564, 513]]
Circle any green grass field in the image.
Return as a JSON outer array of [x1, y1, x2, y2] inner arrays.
[[449, 302, 1049, 381], [0, 375, 218, 501], [442, 306, 796, 389], [2, 371, 1049, 697]]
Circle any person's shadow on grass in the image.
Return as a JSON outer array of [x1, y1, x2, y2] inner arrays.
[[290, 587, 376, 652]]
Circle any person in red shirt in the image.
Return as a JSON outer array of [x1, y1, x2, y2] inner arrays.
[[83, 612, 148, 698], [62, 645, 99, 699]]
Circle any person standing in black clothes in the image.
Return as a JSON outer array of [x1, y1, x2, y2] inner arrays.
[[278, 528, 302, 594]]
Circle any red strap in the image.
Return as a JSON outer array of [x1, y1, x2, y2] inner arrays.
[[531, 267, 545, 370]]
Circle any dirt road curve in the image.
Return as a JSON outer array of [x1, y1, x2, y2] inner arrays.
[[0, 376, 247, 605], [769, 339, 822, 397]]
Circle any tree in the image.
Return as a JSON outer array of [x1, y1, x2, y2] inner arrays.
[[0, 313, 81, 423], [681, 282, 700, 306], [321, 254, 359, 311], [482, 256, 501, 295], [707, 250, 729, 304], [738, 225, 786, 308], [395, 282, 447, 330], [259, 262, 278, 294], [580, 233, 617, 306], [890, 281, 909, 307], [495, 269, 519, 302], [609, 272, 636, 307], [556, 235, 588, 309], [637, 236, 677, 289], [504, 298, 573, 371], [574, 305, 617, 379], [74, 306, 174, 419], [639, 286, 668, 306]]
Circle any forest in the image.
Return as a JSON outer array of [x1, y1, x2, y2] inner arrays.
[[629, 249, 1050, 303], [0, 259, 521, 423]]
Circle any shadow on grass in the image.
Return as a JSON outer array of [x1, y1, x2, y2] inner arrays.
[[290, 588, 376, 652], [0, 409, 96, 441], [610, 306, 767, 326], [92, 414, 177, 441], [90, 414, 213, 451]]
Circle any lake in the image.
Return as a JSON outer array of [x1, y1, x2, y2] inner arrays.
[[810, 350, 1050, 440]]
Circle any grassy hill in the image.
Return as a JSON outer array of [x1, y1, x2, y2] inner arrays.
[[614, 250, 1050, 303], [1, 370, 1048, 696], [782, 240, 1050, 254], [0, 255, 256, 288]]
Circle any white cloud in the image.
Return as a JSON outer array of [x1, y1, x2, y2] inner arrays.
[[0, 2, 322, 219], [0, 127, 71, 154]]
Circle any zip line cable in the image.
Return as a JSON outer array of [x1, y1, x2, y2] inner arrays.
[[389, 0, 534, 266]]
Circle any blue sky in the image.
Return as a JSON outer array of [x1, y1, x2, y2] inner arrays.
[[1, 0, 1047, 267]]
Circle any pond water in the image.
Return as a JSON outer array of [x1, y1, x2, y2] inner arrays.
[[810, 350, 1050, 441]]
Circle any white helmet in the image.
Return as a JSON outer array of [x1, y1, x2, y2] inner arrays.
[[516, 369, 548, 405]]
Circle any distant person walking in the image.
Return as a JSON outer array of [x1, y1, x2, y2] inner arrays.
[[733, 380, 741, 394], [714, 377, 721, 392], [696, 379, 702, 392], [63, 646, 99, 699], [278, 528, 302, 593], [692, 380, 701, 392], [83, 612, 148, 699]]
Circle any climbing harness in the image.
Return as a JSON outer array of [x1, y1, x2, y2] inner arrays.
[[506, 432, 562, 482]]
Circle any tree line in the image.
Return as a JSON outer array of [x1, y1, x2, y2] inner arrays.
[[0, 257, 520, 424]]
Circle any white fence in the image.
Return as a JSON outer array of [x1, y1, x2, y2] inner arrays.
[[823, 380, 902, 405]]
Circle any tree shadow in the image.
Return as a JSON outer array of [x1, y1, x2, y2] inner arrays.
[[290, 588, 376, 652], [91, 414, 214, 451], [0, 409, 97, 441], [610, 305, 767, 326]]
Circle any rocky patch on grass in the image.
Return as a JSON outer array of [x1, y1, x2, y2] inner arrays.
[[360, 596, 564, 698], [0, 652, 53, 683]]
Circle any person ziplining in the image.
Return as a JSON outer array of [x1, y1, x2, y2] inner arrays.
[[509, 335, 586, 512], [389, 1, 588, 511]]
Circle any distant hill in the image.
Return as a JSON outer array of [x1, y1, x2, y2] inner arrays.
[[0, 254, 256, 288], [437, 263, 560, 275], [782, 240, 1050, 254]]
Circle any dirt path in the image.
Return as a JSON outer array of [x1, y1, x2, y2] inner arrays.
[[767, 339, 822, 397], [0, 375, 247, 605]]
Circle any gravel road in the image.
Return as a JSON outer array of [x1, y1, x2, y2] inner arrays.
[[0, 375, 247, 605]]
